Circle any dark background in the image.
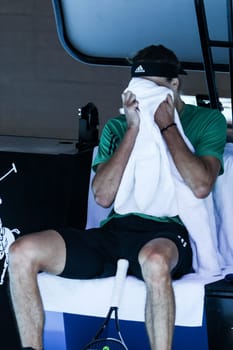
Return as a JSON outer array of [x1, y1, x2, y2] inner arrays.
[[0, 148, 93, 348]]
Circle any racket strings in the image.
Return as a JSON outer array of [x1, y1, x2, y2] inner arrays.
[[84, 337, 128, 349]]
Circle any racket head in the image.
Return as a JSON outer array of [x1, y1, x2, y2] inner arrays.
[[84, 337, 128, 350]]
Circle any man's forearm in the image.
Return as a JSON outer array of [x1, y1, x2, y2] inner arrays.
[[92, 126, 139, 207], [162, 125, 220, 198]]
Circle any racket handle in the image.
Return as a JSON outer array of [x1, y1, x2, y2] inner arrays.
[[111, 259, 129, 307]]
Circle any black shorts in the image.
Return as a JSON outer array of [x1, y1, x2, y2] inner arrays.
[[58, 215, 193, 280]]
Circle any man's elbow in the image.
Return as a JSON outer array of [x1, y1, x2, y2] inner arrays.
[[192, 183, 212, 199], [94, 191, 113, 208]]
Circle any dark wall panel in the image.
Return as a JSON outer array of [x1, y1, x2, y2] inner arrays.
[[0, 0, 130, 140], [0, 1, 230, 141]]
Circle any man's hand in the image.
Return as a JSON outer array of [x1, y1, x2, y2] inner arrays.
[[122, 91, 140, 129], [154, 94, 175, 130]]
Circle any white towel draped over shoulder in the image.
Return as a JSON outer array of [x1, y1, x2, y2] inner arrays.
[[114, 78, 221, 275]]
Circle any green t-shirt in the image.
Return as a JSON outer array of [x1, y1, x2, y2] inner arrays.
[[93, 104, 227, 226]]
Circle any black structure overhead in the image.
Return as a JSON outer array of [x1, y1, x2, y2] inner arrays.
[[52, 0, 233, 111], [194, 0, 233, 109]]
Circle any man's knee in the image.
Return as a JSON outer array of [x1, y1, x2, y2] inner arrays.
[[8, 236, 40, 273], [138, 238, 179, 284], [139, 248, 170, 283]]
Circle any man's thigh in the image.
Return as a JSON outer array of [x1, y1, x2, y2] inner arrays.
[[107, 216, 193, 280], [57, 226, 120, 279]]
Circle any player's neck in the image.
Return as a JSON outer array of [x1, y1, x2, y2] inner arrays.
[[176, 97, 185, 115]]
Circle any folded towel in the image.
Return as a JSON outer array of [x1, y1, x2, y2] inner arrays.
[[114, 78, 221, 275], [38, 271, 222, 327]]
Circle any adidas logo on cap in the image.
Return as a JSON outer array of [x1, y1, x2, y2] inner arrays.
[[134, 65, 145, 73]]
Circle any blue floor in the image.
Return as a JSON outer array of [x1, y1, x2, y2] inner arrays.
[[44, 312, 66, 350], [44, 311, 209, 350]]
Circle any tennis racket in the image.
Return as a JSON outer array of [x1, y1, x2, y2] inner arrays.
[[82, 259, 129, 350]]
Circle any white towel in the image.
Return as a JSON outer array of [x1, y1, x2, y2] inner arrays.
[[115, 78, 189, 216], [114, 78, 221, 275], [214, 142, 233, 267]]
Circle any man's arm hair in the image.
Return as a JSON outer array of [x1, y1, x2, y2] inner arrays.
[[162, 125, 221, 198]]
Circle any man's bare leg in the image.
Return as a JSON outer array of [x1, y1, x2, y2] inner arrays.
[[8, 230, 66, 350], [138, 238, 179, 350]]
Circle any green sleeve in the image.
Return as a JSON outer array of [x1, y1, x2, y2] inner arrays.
[[195, 110, 227, 173], [92, 115, 126, 172]]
